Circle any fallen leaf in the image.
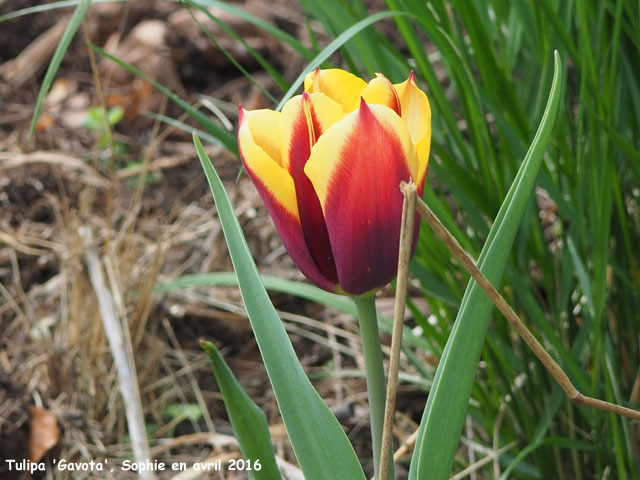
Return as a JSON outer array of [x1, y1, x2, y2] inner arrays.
[[28, 406, 59, 463], [35, 114, 54, 132]]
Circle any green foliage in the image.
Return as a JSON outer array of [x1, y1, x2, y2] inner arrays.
[[201, 341, 281, 480], [84, 105, 123, 136], [194, 134, 365, 480], [409, 51, 563, 480], [27, 0, 91, 140], [17, 0, 638, 476], [343, 0, 638, 477], [84, 105, 127, 153], [162, 403, 203, 423], [186, 0, 640, 477]]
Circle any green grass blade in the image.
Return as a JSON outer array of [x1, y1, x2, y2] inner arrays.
[[157, 271, 430, 352], [28, 0, 92, 140], [0, 0, 88, 23], [91, 45, 238, 155], [183, 0, 287, 96], [193, 134, 365, 480], [158, 271, 355, 314], [181, 3, 277, 103], [499, 435, 596, 480], [190, 0, 312, 59], [409, 51, 564, 480], [201, 341, 281, 480], [144, 112, 227, 148], [276, 11, 407, 110]]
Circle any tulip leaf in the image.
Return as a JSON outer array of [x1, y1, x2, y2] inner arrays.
[[158, 271, 354, 314], [27, 0, 92, 140], [201, 341, 281, 480], [409, 51, 564, 480], [194, 134, 365, 480], [144, 112, 224, 148], [156, 271, 431, 353]]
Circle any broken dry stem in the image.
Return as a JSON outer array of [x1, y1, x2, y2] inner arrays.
[[377, 181, 417, 480], [414, 195, 640, 422], [80, 226, 155, 480]]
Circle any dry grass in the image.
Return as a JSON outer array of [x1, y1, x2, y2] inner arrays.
[[0, 123, 321, 478], [0, 135, 422, 478]]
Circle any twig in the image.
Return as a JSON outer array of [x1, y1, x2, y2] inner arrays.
[[451, 441, 518, 480], [80, 226, 155, 480], [162, 318, 216, 433], [392, 427, 419, 461], [414, 195, 640, 422], [378, 181, 417, 480], [0, 18, 67, 87], [371, 420, 420, 479]]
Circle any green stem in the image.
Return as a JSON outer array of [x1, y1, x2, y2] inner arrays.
[[354, 294, 394, 480]]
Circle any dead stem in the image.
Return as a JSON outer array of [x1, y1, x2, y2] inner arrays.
[[413, 195, 640, 423], [377, 181, 417, 480], [82, 20, 114, 244], [79, 226, 155, 480]]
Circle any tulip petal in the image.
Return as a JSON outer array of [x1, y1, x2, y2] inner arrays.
[[361, 73, 402, 116], [238, 107, 337, 291], [242, 108, 282, 165], [239, 108, 295, 211], [304, 99, 418, 295], [279, 93, 344, 284], [304, 68, 367, 113], [394, 72, 431, 186], [279, 93, 344, 172]]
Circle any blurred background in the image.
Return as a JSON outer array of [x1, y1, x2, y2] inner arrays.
[[1, 0, 638, 478]]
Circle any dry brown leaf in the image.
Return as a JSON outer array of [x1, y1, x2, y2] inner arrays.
[[35, 114, 55, 132], [28, 406, 59, 463], [0, 19, 67, 87]]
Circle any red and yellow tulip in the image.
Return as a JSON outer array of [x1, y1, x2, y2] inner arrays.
[[237, 68, 431, 295]]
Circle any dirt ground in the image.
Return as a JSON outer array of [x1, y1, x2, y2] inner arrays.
[[0, 1, 422, 479]]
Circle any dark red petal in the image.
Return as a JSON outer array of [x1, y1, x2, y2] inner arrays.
[[322, 100, 414, 295], [284, 94, 339, 284]]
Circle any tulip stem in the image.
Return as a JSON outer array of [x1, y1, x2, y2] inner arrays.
[[354, 294, 394, 480]]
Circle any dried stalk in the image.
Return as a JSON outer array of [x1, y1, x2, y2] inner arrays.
[[412, 193, 640, 422], [378, 184, 640, 479], [80, 226, 155, 480], [377, 181, 417, 480]]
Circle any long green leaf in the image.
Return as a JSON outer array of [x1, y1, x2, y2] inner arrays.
[[182, 1, 283, 100], [158, 271, 354, 313], [201, 341, 281, 480], [0, 0, 78, 22], [157, 271, 430, 353], [409, 50, 564, 480], [193, 134, 365, 480], [28, 0, 92, 139], [143, 112, 225, 148]]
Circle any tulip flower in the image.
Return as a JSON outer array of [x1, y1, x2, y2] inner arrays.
[[237, 68, 431, 296]]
